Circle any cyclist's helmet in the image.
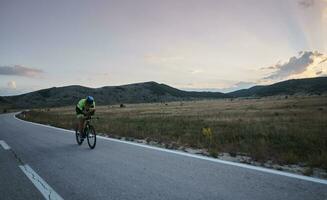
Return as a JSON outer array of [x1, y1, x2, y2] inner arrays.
[[86, 96, 94, 105]]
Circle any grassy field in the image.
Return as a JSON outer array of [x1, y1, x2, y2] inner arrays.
[[18, 95, 327, 171]]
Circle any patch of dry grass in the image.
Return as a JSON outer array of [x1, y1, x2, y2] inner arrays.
[[19, 95, 327, 170]]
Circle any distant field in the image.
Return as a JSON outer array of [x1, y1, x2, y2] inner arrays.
[[18, 95, 327, 172], [0, 106, 17, 114]]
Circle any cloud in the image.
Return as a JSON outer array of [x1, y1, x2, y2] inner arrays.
[[298, 0, 315, 8], [189, 69, 203, 74], [144, 54, 185, 65], [0, 80, 19, 96], [7, 81, 16, 89], [233, 81, 256, 88], [218, 81, 256, 93], [0, 65, 43, 77], [261, 66, 276, 70], [319, 58, 327, 64], [316, 71, 323, 75], [264, 51, 313, 79], [262, 51, 327, 81], [179, 81, 256, 93]]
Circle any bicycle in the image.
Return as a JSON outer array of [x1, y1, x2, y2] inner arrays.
[[75, 116, 97, 149]]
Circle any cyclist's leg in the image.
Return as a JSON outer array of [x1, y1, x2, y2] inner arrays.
[[77, 115, 85, 134], [76, 106, 85, 134]]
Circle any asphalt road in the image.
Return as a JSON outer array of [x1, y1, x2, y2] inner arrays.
[[0, 113, 326, 200]]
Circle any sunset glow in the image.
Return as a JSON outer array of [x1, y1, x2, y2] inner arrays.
[[0, 0, 326, 95]]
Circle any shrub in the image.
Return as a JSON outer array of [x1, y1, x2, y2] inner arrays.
[[209, 149, 218, 158], [202, 127, 213, 150]]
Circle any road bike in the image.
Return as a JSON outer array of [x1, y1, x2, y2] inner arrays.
[[75, 116, 96, 149]]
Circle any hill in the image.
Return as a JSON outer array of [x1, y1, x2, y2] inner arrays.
[[1, 77, 327, 108], [228, 77, 327, 97], [2, 82, 227, 108]]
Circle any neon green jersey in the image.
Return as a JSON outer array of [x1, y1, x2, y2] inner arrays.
[[77, 99, 95, 111]]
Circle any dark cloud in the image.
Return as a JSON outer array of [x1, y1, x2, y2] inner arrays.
[[298, 0, 314, 8], [319, 58, 327, 64], [0, 65, 43, 77], [261, 65, 277, 70], [233, 81, 256, 89], [7, 81, 16, 89], [264, 51, 314, 80]]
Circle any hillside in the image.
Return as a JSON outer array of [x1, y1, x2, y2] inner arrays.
[[228, 77, 327, 97], [1, 77, 327, 109], [2, 81, 227, 108]]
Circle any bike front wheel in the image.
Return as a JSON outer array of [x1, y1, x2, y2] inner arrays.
[[86, 125, 96, 149], [75, 127, 83, 145]]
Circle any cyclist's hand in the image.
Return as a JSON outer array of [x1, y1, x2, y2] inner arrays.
[[89, 109, 95, 115]]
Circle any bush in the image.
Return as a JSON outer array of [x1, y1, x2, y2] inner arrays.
[[209, 149, 218, 158]]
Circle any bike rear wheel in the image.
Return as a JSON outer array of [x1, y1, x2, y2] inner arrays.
[[86, 125, 96, 149]]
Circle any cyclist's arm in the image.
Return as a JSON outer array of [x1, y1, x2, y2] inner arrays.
[[86, 102, 96, 116], [90, 102, 95, 114]]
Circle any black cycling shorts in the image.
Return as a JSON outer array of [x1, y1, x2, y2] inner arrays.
[[76, 106, 84, 115]]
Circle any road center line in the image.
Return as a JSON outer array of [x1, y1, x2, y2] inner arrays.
[[0, 140, 11, 150], [14, 113, 327, 185], [19, 164, 63, 200]]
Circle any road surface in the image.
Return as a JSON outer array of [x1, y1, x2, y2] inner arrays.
[[0, 113, 326, 200]]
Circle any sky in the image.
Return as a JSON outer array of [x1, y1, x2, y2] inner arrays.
[[1, 0, 327, 95]]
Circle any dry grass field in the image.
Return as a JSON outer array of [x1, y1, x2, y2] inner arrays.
[[19, 95, 327, 172]]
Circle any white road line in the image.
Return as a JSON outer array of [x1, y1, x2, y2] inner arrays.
[[0, 140, 11, 150], [19, 164, 63, 200], [14, 114, 75, 133], [14, 113, 327, 185], [97, 136, 327, 185]]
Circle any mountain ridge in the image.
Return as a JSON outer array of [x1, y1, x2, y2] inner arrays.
[[1, 77, 326, 108], [229, 77, 327, 97]]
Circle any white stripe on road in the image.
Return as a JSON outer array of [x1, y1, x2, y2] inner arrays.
[[14, 113, 327, 185], [97, 136, 327, 185], [19, 164, 63, 200], [0, 140, 11, 150], [14, 114, 75, 133]]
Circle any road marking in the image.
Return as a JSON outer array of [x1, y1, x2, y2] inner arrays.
[[97, 136, 327, 185], [14, 113, 327, 185], [14, 114, 75, 133], [19, 164, 63, 200], [0, 140, 11, 150]]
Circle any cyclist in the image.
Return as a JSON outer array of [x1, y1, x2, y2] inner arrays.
[[76, 96, 96, 137]]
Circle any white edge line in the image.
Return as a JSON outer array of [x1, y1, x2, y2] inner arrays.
[[19, 164, 63, 200], [14, 113, 327, 185], [0, 140, 11, 150]]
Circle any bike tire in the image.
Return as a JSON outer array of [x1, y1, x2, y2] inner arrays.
[[87, 125, 96, 149], [75, 125, 83, 145]]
